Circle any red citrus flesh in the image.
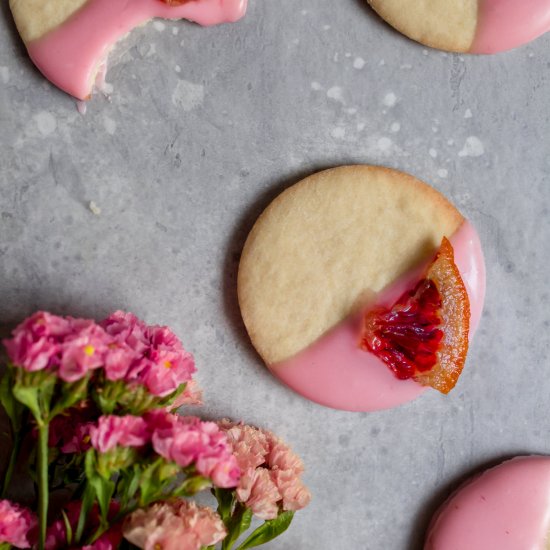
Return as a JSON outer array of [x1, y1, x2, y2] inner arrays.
[[360, 237, 470, 394]]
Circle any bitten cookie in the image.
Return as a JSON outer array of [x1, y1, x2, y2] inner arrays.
[[238, 166, 486, 412], [9, 0, 247, 100], [367, 0, 550, 54], [426, 456, 550, 550]]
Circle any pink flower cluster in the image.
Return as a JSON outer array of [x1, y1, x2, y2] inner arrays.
[[122, 500, 226, 550], [0, 499, 38, 549], [89, 412, 240, 489], [3, 311, 196, 397], [218, 421, 311, 520], [101, 311, 196, 397]]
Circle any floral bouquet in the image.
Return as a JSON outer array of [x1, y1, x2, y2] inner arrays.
[[0, 312, 310, 550]]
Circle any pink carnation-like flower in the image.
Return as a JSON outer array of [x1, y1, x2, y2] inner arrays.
[[218, 421, 311, 519], [148, 413, 239, 488], [166, 380, 203, 411], [0, 499, 38, 548], [123, 500, 226, 550], [101, 312, 196, 397], [49, 405, 97, 454], [90, 415, 150, 453], [3, 312, 110, 382]]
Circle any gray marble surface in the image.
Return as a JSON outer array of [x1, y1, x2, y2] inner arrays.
[[1, 1, 550, 548]]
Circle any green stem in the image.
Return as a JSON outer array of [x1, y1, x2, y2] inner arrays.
[[37, 424, 49, 550], [1, 430, 22, 498]]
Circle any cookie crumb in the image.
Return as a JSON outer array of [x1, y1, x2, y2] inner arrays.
[[89, 201, 102, 216]]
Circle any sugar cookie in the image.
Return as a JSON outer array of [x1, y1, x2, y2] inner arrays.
[[368, 0, 550, 54], [9, 0, 247, 100], [426, 456, 550, 550], [238, 166, 485, 411]]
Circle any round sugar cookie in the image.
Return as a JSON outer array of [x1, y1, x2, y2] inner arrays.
[[367, 0, 550, 54], [9, 0, 247, 100], [425, 456, 550, 550], [238, 166, 486, 412]]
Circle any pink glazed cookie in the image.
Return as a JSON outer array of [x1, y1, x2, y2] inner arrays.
[[368, 0, 550, 54], [238, 166, 486, 412], [426, 456, 550, 550], [9, 0, 247, 100]]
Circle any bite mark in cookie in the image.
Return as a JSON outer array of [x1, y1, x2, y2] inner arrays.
[[10, 0, 247, 99]]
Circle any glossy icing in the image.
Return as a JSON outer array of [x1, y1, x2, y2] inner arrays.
[[26, 0, 247, 99], [271, 221, 485, 412], [425, 456, 550, 550], [472, 0, 550, 54]]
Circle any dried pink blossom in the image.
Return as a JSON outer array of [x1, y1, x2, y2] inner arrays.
[[101, 311, 196, 397], [148, 413, 239, 488], [123, 500, 226, 550], [0, 499, 38, 548], [167, 380, 203, 411], [90, 415, 150, 453], [218, 421, 311, 518], [3, 312, 108, 381], [238, 468, 281, 520]]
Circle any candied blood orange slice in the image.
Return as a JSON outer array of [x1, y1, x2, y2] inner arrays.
[[360, 237, 470, 394]]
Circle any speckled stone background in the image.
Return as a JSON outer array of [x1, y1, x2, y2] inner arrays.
[[1, 1, 550, 548]]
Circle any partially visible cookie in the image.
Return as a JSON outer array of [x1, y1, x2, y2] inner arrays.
[[238, 166, 486, 411], [367, 0, 550, 54], [10, 0, 247, 99], [426, 456, 550, 550]]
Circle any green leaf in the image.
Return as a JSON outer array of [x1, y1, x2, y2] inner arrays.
[[173, 475, 212, 497], [61, 510, 73, 546], [12, 383, 41, 421], [75, 483, 95, 543], [0, 368, 20, 429], [222, 505, 252, 550], [85, 451, 114, 523], [236, 511, 294, 550]]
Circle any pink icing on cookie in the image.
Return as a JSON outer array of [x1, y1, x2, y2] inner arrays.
[[26, 0, 247, 100], [425, 456, 550, 550], [472, 0, 550, 54], [271, 220, 485, 412]]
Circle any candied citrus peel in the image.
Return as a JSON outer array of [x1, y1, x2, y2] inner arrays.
[[360, 237, 470, 394]]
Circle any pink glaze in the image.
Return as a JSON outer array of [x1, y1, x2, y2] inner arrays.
[[271, 220, 485, 412], [425, 456, 550, 550], [26, 0, 247, 99], [472, 0, 550, 54]]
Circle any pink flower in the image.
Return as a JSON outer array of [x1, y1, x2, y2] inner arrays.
[[123, 500, 226, 550], [101, 312, 196, 397], [270, 470, 311, 511], [220, 421, 270, 472], [0, 500, 37, 548], [148, 413, 239, 488], [238, 468, 281, 520], [166, 380, 203, 411], [90, 415, 150, 453], [49, 404, 97, 454], [3, 312, 110, 382], [218, 421, 311, 517]]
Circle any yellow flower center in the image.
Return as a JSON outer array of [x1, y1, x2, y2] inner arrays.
[[164, 360, 173, 369], [84, 345, 95, 356]]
